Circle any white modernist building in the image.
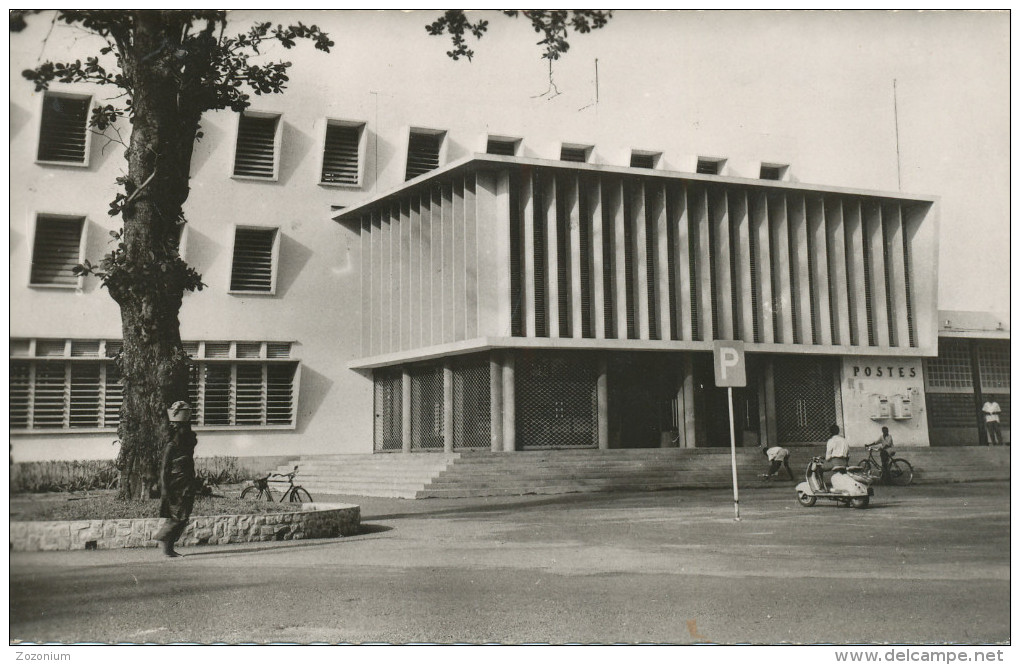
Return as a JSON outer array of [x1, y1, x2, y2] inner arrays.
[[9, 12, 1006, 464]]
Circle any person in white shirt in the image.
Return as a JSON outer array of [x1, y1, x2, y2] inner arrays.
[[822, 424, 850, 489], [760, 444, 794, 480], [982, 400, 1003, 445], [867, 426, 894, 481]]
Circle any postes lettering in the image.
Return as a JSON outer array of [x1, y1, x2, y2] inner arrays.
[[852, 366, 917, 379]]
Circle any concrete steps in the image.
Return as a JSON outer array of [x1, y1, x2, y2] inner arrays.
[[278, 446, 1010, 499], [275, 454, 459, 499]]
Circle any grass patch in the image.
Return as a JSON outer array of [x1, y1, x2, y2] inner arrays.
[[10, 492, 306, 522]]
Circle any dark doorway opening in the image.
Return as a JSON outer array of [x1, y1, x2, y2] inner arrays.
[[608, 353, 679, 449], [692, 354, 761, 448]]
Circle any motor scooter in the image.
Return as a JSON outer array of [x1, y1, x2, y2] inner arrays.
[[795, 456, 874, 509]]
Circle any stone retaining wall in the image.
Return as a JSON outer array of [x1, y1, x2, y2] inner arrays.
[[9, 503, 360, 552]]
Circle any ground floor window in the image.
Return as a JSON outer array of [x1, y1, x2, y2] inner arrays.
[[10, 339, 299, 432], [516, 351, 598, 450], [774, 355, 841, 445], [373, 355, 492, 452]]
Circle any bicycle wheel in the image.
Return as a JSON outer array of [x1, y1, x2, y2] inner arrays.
[[858, 459, 878, 480], [241, 485, 272, 501], [888, 459, 913, 486], [289, 487, 313, 503]]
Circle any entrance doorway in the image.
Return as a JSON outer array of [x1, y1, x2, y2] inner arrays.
[[692, 354, 761, 448], [608, 353, 679, 448]]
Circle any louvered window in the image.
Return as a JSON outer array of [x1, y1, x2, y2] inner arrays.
[[321, 121, 363, 186], [486, 137, 519, 156], [630, 152, 659, 169], [697, 158, 725, 175], [30, 215, 85, 287], [189, 361, 298, 428], [230, 227, 278, 293], [233, 112, 280, 179], [760, 164, 787, 180], [10, 339, 299, 431], [560, 145, 591, 163], [405, 129, 444, 180], [37, 93, 90, 165]]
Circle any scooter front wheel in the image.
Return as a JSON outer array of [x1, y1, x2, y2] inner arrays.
[[797, 491, 816, 507], [851, 496, 870, 509]]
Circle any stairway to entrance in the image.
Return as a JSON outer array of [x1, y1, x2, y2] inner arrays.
[[278, 446, 1010, 500]]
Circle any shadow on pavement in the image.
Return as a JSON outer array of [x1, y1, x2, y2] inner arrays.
[[363, 489, 678, 521]]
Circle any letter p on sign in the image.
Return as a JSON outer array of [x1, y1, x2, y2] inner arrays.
[[713, 341, 747, 387]]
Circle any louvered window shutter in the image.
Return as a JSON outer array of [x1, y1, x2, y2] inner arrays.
[[230, 228, 277, 292], [267, 364, 296, 425], [10, 362, 31, 429], [235, 364, 265, 425], [203, 364, 233, 425], [486, 138, 517, 156], [37, 94, 90, 164], [321, 123, 361, 185], [31, 216, 84, 286], [69, 362, 101, 428], [405, 132, 443, 180], [630, 153, 656, 169], [233, 114, 279, 178], [560, 146, 590, 163]]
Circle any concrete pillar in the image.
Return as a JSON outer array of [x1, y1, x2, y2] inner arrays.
[[597, 356, 609, 450], [443, 362, 454, 453], [501, 353, 516, 452], [764, 357, 778, 447], [681, 355, 697, 448], [401, 369, 412, 453], [490, 354, 503, 452]]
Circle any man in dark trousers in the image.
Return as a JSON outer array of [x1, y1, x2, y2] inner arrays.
[[154, 400, 198, 558]]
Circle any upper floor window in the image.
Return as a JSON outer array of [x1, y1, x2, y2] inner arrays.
[[37, 92, 91, 166], [760, 163, 789, 180], [320, 119, 365, 187], [696, 157, 726, 175], [560, 143, 593, 163], [229, 226, 279, 294], [630, 150, 661, 169], [232, 112, 281, 180], [405, 128, 446, 180], [30, 214, 85, 288], [486, 136, 521, 156]]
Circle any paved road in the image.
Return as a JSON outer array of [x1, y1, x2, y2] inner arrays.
[[10, 482, 1010, 644]]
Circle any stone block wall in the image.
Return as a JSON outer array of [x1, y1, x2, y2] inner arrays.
[[9, 503, 360, 552]]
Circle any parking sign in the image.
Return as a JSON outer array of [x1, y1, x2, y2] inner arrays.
[[713, 340, 746, 387]]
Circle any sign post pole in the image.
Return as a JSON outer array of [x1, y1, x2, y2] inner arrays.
[[713, 341, 746, 523], [728, 386, 740, 521]]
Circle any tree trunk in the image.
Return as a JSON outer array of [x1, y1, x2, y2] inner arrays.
[[113, 11, 197, 500]]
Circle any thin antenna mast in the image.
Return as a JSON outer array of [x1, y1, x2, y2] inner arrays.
[[893, 79, 902, 191]]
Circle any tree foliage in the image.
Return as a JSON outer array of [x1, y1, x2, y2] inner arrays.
[[426, 10, 613, 62]]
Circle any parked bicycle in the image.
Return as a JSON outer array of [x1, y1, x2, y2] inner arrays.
[[241, 466, 314, 503], [857, 446, 913, 486]]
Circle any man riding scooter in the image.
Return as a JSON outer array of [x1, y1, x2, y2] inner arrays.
[[795, 424, 873, 509], [821, 424, 850, 491]]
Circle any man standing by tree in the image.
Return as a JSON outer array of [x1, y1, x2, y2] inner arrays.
[[154, 400, 197, 558]]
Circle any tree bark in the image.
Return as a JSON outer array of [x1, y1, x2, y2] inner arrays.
[[113, 11, 196, 500]]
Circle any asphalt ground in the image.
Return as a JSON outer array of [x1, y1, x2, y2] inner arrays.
[[9, 481, 1011, 645]]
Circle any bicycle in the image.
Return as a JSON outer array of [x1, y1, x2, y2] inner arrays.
[[240, 466, 314, 503], [857, 446, 913, 486]]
